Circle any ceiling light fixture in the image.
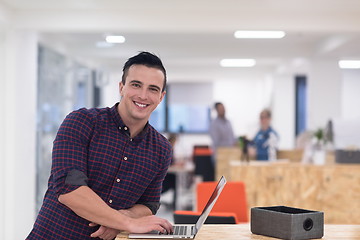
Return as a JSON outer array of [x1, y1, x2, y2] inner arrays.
[[220, 59, 256, 67], [338, 60, 360, 69], [234, 30, 286, 39], [105, 35, 126, 43]]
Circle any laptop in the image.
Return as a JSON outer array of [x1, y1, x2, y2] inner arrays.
[[129, 176, 227, 239]]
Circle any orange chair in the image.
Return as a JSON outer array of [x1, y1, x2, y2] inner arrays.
[[196, 181, 248, 223]]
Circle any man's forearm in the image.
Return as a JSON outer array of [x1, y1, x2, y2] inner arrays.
[[58, 186, 132, 231], [119, 204, 153, 218]]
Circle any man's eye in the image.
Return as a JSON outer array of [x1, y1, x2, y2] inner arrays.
[[132, 83, 141, 88], [150, 88, 159, 92]]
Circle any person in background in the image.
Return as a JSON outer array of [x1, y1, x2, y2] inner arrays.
[[209, 102, 237, 162], [27, 52, 173, 240], [249, 109, 279, 161]]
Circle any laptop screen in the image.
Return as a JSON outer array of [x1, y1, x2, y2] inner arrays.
[[194, 176, 227, 232]]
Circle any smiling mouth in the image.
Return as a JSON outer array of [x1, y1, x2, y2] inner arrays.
[[134, 101, 149, 108]]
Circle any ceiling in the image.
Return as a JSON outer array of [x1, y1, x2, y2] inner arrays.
[[2, 0, 360, 82]]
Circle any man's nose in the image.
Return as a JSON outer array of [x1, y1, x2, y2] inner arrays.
[[138, 88, 148, 99]]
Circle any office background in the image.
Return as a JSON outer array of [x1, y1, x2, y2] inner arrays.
[[1, 0, 360, 239]]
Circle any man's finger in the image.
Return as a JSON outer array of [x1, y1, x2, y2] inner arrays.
[[90, 226, 106, 238]]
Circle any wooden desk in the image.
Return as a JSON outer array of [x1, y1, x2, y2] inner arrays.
[[116, 224, 360, 239], [229, 162, 360, 224], [215, 147, 242, 180]]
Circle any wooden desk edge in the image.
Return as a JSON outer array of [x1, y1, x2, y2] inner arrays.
[[116, 224, 360, 240]]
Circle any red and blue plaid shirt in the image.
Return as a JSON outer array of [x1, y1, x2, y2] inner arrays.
[[27, 103, 172, 239]]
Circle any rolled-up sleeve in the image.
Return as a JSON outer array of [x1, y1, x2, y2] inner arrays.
[[50, 109, 94, 197]]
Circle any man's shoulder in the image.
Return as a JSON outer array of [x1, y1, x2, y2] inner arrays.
[[69, 106, 110, 120], [269, 127, 279, 136], [147, 126, 172, 149]]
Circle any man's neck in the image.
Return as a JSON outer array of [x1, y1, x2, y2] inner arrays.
[[261, 126, 270, 131], [117, 104, 147, 138]]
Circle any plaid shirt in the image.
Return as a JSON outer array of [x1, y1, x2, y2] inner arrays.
[[27, 103, 172, 239]]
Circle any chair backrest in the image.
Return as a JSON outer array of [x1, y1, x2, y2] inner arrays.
[[196, 181, 248, 223], [173, 210, 236, 224], [193, 145, 214, 181]]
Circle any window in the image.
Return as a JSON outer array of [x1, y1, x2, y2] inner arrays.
[[168, 104, 210, 133], [149, 94, 167, 132], [149, 82, 213, 133]]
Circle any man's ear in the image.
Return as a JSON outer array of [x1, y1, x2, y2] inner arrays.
[[119, 81, 124, 97], [160, 91, 166, 102]]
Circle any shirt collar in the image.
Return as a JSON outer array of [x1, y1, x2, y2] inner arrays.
[[110, 102, 149, 139]]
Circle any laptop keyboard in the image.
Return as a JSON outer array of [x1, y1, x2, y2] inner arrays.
[[173, 225, 186, 235], [159, 225, 194, 236]]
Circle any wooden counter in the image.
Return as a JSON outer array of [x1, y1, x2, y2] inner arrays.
[[229, 162, 360, 224], [116, 224, 360, 240]]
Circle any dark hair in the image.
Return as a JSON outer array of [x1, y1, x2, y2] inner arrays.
[[214, 102, 223, 109], [261, 109, 272, 118], [122, 51, 167, 92]]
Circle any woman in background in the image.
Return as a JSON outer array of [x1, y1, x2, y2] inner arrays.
[[249, 109, 279, 161]]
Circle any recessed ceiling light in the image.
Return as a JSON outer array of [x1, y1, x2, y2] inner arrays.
[[234, 30, 285, 39], [338, 60, 360, 69], [220, 59, 256, 67], [105, 35, 126, 43]]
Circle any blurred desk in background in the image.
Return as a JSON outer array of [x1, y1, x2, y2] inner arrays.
[[277, 149, 304, 162], [167, 162, 194, 210], [215, 147, 242, 180], [229, 162, 360, 224], [216, 148, 305, 181]]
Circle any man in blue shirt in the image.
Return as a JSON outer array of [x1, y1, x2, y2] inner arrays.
[[249, 109, 279, 161], [27, 52, 173, 239]]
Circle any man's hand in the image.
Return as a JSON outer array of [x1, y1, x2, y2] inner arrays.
[[89, 223, 120, 240], [127, 215, 173, 234]]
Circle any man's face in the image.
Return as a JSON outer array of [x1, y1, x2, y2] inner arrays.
[[119, 64, 165, 123], [217, 104, 225, 117]]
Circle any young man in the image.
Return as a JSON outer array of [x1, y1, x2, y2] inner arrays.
[[27, 52, 173, 240], [209, 102, 236, 154]]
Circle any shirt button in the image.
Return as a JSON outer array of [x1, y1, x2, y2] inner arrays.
[[124, 127, 128, 130], [118, 126, 121, 130], [116, 178, 120, 183], [124, 157, 128, 161], [130, 138, 133, 141], [109, 199, 113, 204]]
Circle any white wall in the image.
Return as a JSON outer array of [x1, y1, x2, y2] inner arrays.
[[0, 30, 37, 240], [272, 73, 296, 149], [213, 78, 265, 138], [307, 59, 342, 130], [341, 69, 360, 120]]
